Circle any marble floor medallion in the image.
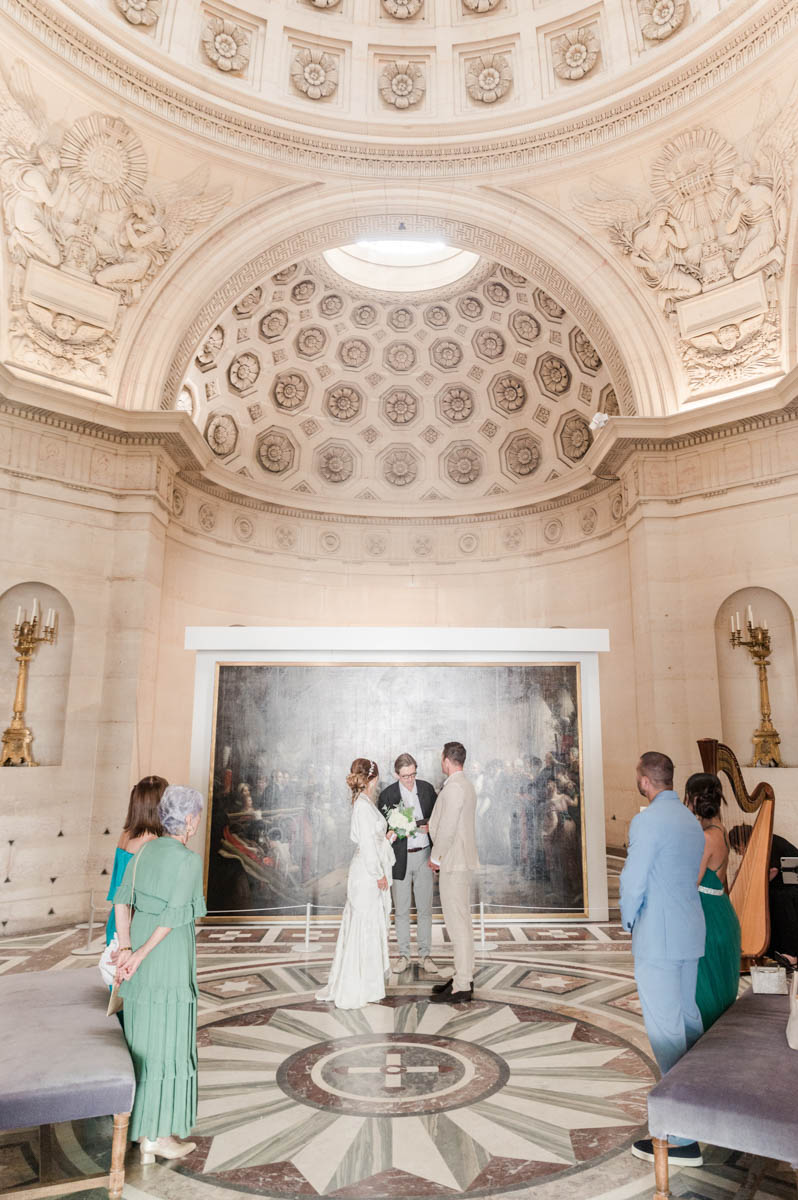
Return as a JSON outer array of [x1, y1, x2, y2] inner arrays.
[[183, 996, 654, 1197]]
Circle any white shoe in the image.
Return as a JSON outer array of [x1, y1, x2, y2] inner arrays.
[[139, 1136, 196, 1164], [393, 955, 410, 973], [420, 957, 440, 974]]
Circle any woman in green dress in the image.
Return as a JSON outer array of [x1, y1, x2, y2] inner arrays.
[[114, 785, 206, 1164], [685, 773, 741, 1030]]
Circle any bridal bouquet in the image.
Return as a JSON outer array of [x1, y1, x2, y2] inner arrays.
[[387, 805, 417, 840]]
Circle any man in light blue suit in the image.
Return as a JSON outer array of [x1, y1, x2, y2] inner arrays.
[[620, 750, 706, 1168]]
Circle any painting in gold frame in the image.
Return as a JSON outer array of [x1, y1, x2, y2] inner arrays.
[[203, 661, 585, 921]]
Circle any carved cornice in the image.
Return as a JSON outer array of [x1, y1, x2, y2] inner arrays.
[[2, 0, 796, 178]]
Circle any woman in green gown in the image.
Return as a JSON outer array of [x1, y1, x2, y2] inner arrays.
[[114, 785, 206, 1164], [685, 773, 741, 1030]]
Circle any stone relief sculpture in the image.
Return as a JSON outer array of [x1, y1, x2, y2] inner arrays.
[[381, 0, 423, 17], [116, 0, 160, 27], [195, 324, 224, 370], [572, 93, 798, 391], [383, 448, 418, 486], [0, 61, 230, 381], [552, 26, 600, 81], [465, 55, 512, 104], [257, 431, 295, 474], [558, 414, 593, 461], [504, 432, 541, 478], [319, 444, 355, 483], [462, 0, 501, 12], [380, 61, 425, 109], [291, 48, 338, 99], [201, 18, 251, 73], [445, 443, 482, 485], [637, 0, 686, 41], [205, 413, 239, 456], [325, 383, 362, 420]]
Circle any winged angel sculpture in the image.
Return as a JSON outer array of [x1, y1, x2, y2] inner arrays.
[[0, 61, 231, 378], [572, 84, 798, 313]]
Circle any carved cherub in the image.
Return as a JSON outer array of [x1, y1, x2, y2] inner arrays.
[[95, 168, 231, 303], [21, 303, 114, 364], [0, 62, 67, 273]]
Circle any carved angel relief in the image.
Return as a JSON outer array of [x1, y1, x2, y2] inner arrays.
[[572, 88, 798, 392], [0, 60, 231, 382]]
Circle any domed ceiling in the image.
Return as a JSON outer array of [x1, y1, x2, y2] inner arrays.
[[178, 253, 618, 511]]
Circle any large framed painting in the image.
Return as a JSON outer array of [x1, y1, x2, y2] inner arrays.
[[205, 662, 584, 917], [186, 628, 609, 922]]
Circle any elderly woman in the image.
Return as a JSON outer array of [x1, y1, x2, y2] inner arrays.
[[113, 785, 207, 1164]]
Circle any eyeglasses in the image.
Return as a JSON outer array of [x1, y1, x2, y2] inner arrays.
[[398, 770, 417, 780]]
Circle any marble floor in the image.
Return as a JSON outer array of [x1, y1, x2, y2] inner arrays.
[[1, 913, 795, 1200]]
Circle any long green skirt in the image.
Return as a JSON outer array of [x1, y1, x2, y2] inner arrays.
[[696, 867, 741, 1031]]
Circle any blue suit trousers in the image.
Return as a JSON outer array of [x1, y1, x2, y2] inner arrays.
[[635, 957, 704, 1145]]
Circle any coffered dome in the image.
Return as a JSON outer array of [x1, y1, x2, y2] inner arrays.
[[177, 251, 618, 512]]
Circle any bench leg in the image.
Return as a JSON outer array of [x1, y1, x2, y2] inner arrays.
[[653, 1137, 670, 1200], [109, 1112, 130, 1200]]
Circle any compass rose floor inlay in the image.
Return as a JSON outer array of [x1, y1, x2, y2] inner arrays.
[[1, 917, 793, 1200]]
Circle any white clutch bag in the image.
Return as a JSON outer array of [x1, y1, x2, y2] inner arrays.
[[750, 963, 788, 994], [98, 933, 118, 987]]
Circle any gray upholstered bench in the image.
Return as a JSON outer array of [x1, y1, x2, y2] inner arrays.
[[647, 988, 798, 1198], [0, 968, 135, 1199]]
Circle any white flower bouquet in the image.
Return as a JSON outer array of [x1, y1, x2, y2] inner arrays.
[[387, 804, 418, 840]]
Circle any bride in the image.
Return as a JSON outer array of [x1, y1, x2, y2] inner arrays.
[[316, 758, 395, 1009]]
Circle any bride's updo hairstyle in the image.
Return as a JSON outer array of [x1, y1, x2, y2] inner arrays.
[[685, 772, 723, 820], [347, 757, 379, 802]]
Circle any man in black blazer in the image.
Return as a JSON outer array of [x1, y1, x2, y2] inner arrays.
[[378, 753, 439, 975]]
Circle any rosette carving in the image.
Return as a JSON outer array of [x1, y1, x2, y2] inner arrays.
[[325, 383, 363, 421], [228, 351, 261, 393], [473, 328, 505, 360], [198, 503, 216, 531], [457, 295, 483, 320], [319, 444, 355, 483], [466, 55, 511, 104], [339, 338, 371, 369], [384, 341, 417, 372], [536, 354, 571, 396], [352, 304, 378, 327], [272, 371, 309, 410], [445, 443, 482, 485], [291, 279, 316, 303], [116, 0, 160, 26], [272, 264, 298, 283], [504, 431, 541, 478], [638, 0, 686, 39], [388, 307, 414, 331], [380, 61, 426, 109], [195, 324, 224, 370], [559, 414, 593, 461], [291, 48, 339, 99], [572, 328, 602, 373], [296, 325, 328, 359], [439, 385, 474, 423], [431, 339, 463, 370], [490, 372, 526, 413], [462, 0, 500, 10], [424, 305, 450, 328], [259, 309, 289, 341], [501, 267, 527, 286], [509, 311, 541, 345], [320, 293, 344, 317], [383, 447, 419, 487], [202, 18, 251, 73], [534, 290, 565, 320], [552, 26, 600, 81], [381, 0, 423, 17], [485, 281, 510, 305], [205, 413, 238, 456], [383, 389, 418, 425], [257, 430, 295, 474]]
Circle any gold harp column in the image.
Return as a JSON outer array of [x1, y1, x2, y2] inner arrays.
[[1, 600, 57, 767]]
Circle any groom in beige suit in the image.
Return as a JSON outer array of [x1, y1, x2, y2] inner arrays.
[[428, 740, 479, 1003]]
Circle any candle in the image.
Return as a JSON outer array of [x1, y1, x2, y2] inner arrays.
[[730, 615, 735, 635], [46, 608, 54, 628], [735, 611, 741, 631], [763, 618, 768, 631], [31, 597, 39, 621], [747, 604, 754, 627], [15, 606, 22, 626]]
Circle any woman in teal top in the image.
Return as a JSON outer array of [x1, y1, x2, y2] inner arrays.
[[105, 776, 166, 944], [114, 785, 206, 1165], [686, 773, 741, 1030]]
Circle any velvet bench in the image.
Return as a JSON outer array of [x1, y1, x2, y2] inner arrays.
[[646, 988, 798, 1198], [0, 968, 135, 1199]]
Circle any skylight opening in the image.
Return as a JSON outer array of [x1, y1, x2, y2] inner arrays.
[[323, 242, 479, 291]]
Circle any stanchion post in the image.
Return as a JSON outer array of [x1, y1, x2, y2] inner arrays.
[[290, 901, 322, 954], [477, 900, 498, 954], [72, 890, 105, 956]]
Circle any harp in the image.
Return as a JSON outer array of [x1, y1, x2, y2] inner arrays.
[[697, 738, 774, 960]]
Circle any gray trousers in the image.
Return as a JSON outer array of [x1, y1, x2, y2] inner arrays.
[[392, 846, 433, 958]]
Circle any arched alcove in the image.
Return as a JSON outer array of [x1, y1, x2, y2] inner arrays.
[[714, 588, 798, 767], [0, 584, 75, 767]]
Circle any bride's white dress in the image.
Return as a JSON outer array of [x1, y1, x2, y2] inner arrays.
[[316, 795, 395, 1009]]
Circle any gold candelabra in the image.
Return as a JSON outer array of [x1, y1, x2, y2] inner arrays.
[[730, 605, 782, 768], [2, 600, 57, 767]]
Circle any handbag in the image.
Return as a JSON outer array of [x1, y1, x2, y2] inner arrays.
[[787, 967, 798, 1050], [750, 963, 788, 994], [101, 844, 145, 1016]]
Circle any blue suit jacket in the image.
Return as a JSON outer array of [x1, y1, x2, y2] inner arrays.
[[620, 790, 706, 962]]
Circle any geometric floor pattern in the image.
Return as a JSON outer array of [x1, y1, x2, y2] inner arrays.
[[1, 917, 795, 1199]]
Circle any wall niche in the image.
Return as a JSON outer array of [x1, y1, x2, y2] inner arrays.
[[0, 583, 74, 767]]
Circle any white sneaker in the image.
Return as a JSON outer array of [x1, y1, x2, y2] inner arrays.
[[393, 955, 410, 973], [420, 957, 440, 974]]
